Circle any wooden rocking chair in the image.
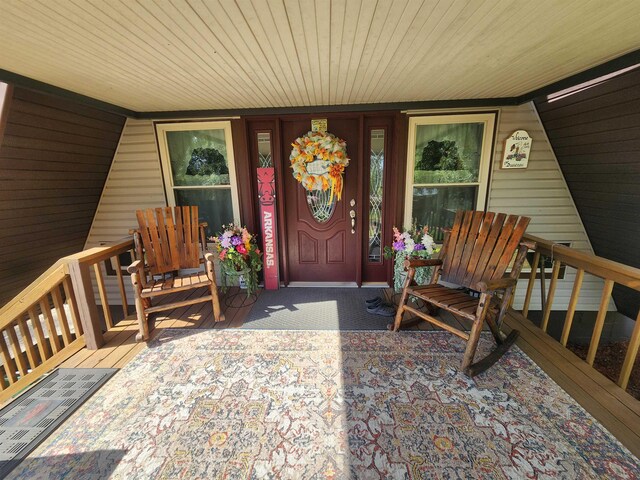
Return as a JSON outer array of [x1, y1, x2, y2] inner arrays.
[[392, 210, 534, 376], [128, 206, 224, 341]]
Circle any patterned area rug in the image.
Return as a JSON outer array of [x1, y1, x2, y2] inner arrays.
[[8, 330, 639, 479]]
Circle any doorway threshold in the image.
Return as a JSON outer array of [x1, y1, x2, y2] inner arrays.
[[287, 282, 358, 288]]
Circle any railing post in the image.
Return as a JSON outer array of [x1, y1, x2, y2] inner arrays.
[[67, 259, 104, 350]]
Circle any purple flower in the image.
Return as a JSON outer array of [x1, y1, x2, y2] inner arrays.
[[392, 241, 405, 251], [220, 237, 231, 249], [414, 243, 425, 250], [231, 236, 243, 246]]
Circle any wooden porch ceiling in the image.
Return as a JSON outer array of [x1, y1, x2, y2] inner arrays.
[[1, 0, 640, 113]]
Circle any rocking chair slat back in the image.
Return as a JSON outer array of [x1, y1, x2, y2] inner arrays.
[[461, 211, 496, 286], [439, 211, 530, 291], [136, 206, 202, 276]]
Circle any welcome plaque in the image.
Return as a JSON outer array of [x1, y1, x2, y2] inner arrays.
[[502, 130, 532, 169]]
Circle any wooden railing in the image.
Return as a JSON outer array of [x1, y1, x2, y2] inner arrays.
[[0, 238, 135, 403], [521, 234, 640, 392]]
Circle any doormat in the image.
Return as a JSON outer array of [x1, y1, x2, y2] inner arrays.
[[0, 368, 118, 478], [5, 330, 639, 478], [241, 287, 392, 330]]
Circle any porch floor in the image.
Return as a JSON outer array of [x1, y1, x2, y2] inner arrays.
[[59, 287, 640, 458]]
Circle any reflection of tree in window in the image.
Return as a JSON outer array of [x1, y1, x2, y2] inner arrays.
[[186, 148, 229, 176], [417, 140, 462, 171]]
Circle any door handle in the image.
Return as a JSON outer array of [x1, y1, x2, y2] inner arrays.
[[350, 209, 356, 234]]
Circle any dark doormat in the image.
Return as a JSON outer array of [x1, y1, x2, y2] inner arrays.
[[241, 287, 393, 330], [0, 368, 118, 478]]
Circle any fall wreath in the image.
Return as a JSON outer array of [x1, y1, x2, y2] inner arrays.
[[289, 131, 350, 203]]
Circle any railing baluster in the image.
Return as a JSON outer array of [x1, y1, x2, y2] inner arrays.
[[93, 262, 113, 330], [39, 298, 61, 354], [0, 333, 17, 384], [28, 307, 51, 361], [17, 314, 38, 370], [618, 309, 640, 390], [586, 279, 614, 366], [51, 285, 72, 347], [540, 260, 562, 332], [62, 277, 83, 337], [561, 268, 584, 346], [7, 324, 28, 377], [522, 250, 540, 318], [538, 256, 547, 317], [115, 254, 129, 318]]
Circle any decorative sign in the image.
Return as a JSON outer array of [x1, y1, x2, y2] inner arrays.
[[257, 167, 279, 290], [502, 130, 532, 169], [311, 119, 327, 132]]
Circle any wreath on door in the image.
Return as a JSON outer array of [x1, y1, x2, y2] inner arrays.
[[289, 131, 350, 204]]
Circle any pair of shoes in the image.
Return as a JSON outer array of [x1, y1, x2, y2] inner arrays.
[[366, 303, 396, 317], [365, 296, 383, 306]]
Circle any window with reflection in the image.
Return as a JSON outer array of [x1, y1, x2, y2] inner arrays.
[[156, 121, 240, 236], [405, 115, 495, 242]]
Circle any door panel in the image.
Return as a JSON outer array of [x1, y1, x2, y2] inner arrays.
[[282, 117, 360, 282]]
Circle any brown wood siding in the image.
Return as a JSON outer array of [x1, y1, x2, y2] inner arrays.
[[534, 68, 640, 318], [0, 87, 125, 307]]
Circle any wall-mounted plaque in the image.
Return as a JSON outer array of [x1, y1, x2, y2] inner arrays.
[[311, 119, 327, 132], [502, 130, 532, 169]]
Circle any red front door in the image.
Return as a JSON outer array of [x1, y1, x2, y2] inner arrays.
[[282, 117, 360, 283]]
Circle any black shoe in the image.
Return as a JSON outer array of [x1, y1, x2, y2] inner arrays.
[[366, 304, 396, 317], [365, 296, 383, 306]]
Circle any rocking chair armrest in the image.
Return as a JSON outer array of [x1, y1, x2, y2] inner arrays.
[[476, 277, 517, 293], [204, 252, 215, 263], [403, 258, 443, 269], [127, 260, 144, 275]]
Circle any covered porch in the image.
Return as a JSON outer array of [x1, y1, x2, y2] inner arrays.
[[1, 0, 640, 477], [0, 229, 639, 477]]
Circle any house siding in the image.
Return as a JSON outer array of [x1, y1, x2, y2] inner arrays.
[[89, 106, 609, 310], [534, 69, 640, 319], [0, 87, 125, 307], [489, 103, 609, 311]]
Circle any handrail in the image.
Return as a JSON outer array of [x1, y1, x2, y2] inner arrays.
[[0, 237, 135, 404], [520, 233, 640, 392], [523, 234, 640, 290]]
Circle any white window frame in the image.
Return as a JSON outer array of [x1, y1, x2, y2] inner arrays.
[[403, 113, 496, 229], [155, 120, 241, 224]]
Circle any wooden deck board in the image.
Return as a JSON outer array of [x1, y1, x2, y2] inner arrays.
[[49, 288, 640, 458]]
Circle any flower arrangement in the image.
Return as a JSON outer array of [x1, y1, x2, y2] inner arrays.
[[384, 225, 436, 292], [289, 131, 350, 204], [210, 224, 262, 296]]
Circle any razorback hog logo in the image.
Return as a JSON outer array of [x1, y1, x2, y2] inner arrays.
[[257, 168, 275, 206]]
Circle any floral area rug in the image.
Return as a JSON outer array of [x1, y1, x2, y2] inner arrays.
[[8, 330, 639, 479]]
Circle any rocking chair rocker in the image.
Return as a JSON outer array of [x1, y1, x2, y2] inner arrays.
[[392, 210, 533, 376], [128, 206, 224, 341]]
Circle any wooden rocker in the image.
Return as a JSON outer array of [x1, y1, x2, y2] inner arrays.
[[128, 206, 224, 342], [391, 210, 534, 377]]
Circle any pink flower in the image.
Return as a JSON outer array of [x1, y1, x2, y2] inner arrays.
[[236, 244, 247, 255], [219, 251, 227, 260]]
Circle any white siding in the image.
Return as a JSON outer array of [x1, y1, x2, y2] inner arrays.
[[90, 107, 610, 310], [85, 119, 166, 304], [489, 103, 610, 311]]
